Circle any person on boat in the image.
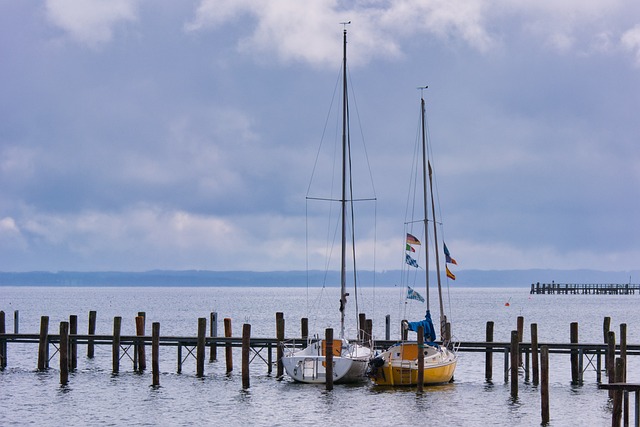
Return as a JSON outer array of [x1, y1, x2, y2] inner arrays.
[[406, 310, 437, 346]]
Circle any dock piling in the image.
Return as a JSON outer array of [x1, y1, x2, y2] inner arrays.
[[0, 311, 6, 369], [69, 315, 77, 371], [224, 317, 233, 373], [197, 317, 206, 377], [112, 316, 122, 374], [325, 328, 333, 391], [37, 316, 49, 371], [417, 325, 424, 394], [209, 312, 218, 362], [570, 322, 580, 384], [60, 321, 69, 385], [152, 322, 160, 386], [531, 323, 539, 385], [88, 311, 96, 358], [541, 345, 550, 423], [510, 330, 518, 398], [276, 312, 284, 378], [242, 323, 251, 389], [485, 321, 493, 381]]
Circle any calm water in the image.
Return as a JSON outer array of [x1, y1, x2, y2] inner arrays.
[[1, 286, 637, 426]]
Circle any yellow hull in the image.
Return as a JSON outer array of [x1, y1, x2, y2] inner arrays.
[[370, 343, 457, 386]]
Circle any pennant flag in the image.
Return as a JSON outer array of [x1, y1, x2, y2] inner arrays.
[[407, 286, 425, 302], [405, 254, 419, 268], [406, 244, 415, 252], [444, 243, 458, 265], [446, 266, 456, 280], [406, 233, 421, 246]]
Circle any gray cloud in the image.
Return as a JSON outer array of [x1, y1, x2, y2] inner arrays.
[[1, 1, 639, 273]]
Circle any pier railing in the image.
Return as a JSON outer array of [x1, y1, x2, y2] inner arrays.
[[530, 282, 640, 295]]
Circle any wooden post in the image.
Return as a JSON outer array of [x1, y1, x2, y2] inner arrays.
[[612, 357, 625, 427], [69, 315, 77, 371], [0, 311, 6, 369], [517, 316, 524, 367], [197, 317, 206, 377], [14, 310, 18, 333], [209, 312, 218, 362], [620, 323, 627, 381], [604, 316, 611, 369], [276, 312, 284, 378], [607, 330, 616, 398], [136, 315, 146, 372], [152, 322, 160, 387], [485, 321, 494, 381], [531, 323, 539, 386], [417, 325, 424, 393], [301, 318, 308, 342], [385, 315, 391, 341], [620, 323, 628, 424], [37, 316, 49, 371], [570, 322, 579, 384], [242, 323, 251, 389], [541, 345, 550, 424], [88, 310, 97, 359], [60, 321, 69, 385], [358, 313, 366, 342], [510, 330, 518, 398], [224, 317, 233, 373], [112, 316, 122, 374], [603, 316, 611, 343], [325, 328, 333, 391]]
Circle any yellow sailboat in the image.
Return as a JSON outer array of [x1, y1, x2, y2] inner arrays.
[[369, 88, 458, 386]]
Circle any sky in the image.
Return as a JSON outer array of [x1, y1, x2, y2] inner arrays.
[[1, 0, 639, 274]]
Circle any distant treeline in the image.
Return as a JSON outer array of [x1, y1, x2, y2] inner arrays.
[[0, 269, 637, 287]]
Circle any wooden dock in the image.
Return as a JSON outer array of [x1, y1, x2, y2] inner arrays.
[[530, 282, 640, 295], [1, 310, 635, 425]]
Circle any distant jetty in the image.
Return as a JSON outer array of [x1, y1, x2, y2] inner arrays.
[[530, 282, 640, 295]]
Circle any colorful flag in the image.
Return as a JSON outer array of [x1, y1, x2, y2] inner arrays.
[[406, 244, 415, 252], [405, 254, 419, 268], [407, 286, 425, 302], [444, 243, 458, 265], [406, 233, 421, 245], [446, 266, 456, 280]]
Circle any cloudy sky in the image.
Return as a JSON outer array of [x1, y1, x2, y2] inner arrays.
[[1, 0, 639, 274]]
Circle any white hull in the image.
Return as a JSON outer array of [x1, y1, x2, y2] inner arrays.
[[282, 339, 372, 384]]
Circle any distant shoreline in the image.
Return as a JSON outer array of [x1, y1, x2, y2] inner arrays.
[[0, 269, 637, 287]]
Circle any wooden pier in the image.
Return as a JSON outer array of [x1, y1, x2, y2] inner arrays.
[[0, 310, 637, 424], [530, 282, 640, 295]]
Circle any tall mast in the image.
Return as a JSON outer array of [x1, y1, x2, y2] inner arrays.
[[339, 25, 349, 340], [419, 91, 430, 310], [422, 91, 446, 337]]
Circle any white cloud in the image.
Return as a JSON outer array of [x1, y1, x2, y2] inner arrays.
[[185, 0, 493, 66], [185, 0, 640, 66], [45, 0, 139, 47], [0, 217, 27, 251]]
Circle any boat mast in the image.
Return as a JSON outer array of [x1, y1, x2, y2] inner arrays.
[[422, 90, 446, 337], [419, 89, 431, 310], [339, 24, 350, 340]]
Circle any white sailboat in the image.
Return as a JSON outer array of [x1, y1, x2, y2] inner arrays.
[[281, 25, 373, 384], [368, 88, 458, 386]]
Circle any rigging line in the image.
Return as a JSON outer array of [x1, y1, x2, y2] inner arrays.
[[346, 66, 377, 199], [306, 65, 343, 198]]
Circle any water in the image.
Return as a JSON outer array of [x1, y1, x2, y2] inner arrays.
[[1, 286, 636, 426]]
